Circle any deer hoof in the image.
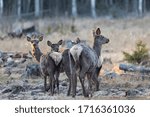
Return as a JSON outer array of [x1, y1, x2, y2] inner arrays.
[[83, 93, 89, 98]]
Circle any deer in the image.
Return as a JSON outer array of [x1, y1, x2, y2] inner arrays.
[[92, 28, 109, 82], [26, 34, 63, 95], [69, 28, 109, 97]]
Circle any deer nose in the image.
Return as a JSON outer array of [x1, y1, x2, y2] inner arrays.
[[33, 43, 36, 46], [106, 39, 109, 43]]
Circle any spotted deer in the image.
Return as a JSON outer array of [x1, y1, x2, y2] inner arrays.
[[27, 34, 63, 95]]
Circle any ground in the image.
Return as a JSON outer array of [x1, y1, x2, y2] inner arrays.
[[0, 16, 150, 100]]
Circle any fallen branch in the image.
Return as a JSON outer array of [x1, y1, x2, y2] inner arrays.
[[119, 63, 150, 73]]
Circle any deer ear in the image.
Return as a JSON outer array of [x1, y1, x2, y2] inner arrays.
[[57, 40, 63, 45], [76, 37, 81, 43], [27, 36, 31, 42], [47, 40, 52, 47], [96, 28, 101, 35], [39, 35, 43, 41]]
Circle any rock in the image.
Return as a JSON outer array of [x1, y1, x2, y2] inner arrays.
[[0, 58, 3, 66], [22, 64, 41, 78], [94, 90, 109, 96], [3, 67, 11, 76], [125, 89, 140, 97], [104, 71, 118, 79], [11, 85, 25, 94], [2, 87, 12, 93], [0, 51, 3, 58], [61, 81, 67, 86], [140, 60, 150, 67], [15, 58, 26, 64], [31, 90, 43, 96]]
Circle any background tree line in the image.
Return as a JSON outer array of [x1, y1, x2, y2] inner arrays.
[[0, 0, 149, 19]]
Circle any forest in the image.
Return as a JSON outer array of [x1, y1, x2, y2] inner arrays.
[[0, 0, 149, 19]]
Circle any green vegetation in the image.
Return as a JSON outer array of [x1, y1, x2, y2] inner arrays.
[[123, 40, 149, 64]]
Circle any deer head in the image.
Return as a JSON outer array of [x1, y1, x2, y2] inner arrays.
[[93, 28, 109, 45], [27, 34, 43, 62], [27, 34, 43, 50], [47, 40, 63, 52]]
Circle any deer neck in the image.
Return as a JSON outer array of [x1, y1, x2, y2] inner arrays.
[[93, 42, 102, 57], [32, 47, 43, 62]]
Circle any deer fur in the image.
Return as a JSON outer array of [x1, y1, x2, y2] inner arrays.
[[49, 52, 62, 65]]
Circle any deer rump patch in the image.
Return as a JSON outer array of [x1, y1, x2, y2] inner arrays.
[[70, 45, 83, 62], [49, 52, 62, 65]]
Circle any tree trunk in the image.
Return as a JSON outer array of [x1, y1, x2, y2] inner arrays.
[[35, 0, 40, 17], [0, 0, 3, 16], [133, 0, 138, 15], [138, 0, 143, 16], [0, 0, 3, 17], [27, 0, 31, 13], [17, 0, 21, 19], [125, 0, 129, 13], [91, 0, 96, 18], [119, 64, 150, 74], [72, 0, 77, 17], [109, 0, 113, 6]]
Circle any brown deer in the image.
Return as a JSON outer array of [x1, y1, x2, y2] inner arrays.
[[27, 34, 63, 95], [69, 28, 109, 97]]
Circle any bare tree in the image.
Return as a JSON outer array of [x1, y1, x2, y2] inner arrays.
[[72, 0, 77, 17], [91, 0, 96, 18]]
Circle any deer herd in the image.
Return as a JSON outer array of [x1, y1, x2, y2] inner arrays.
[[27, 28, 109, 98]]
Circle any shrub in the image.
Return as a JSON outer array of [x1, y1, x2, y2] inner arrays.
[[123, 40, 149, 64]]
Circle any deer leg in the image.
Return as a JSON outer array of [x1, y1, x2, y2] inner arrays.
[[55, 71, 60, 94], [44, 76, 47, 92], [49, 74, 55, 96], [79, 70, 88, 97], [66, 72, 71, 96], [87, 73, 93, 97], [72, 73, 77, 98], [92, 72, 99, 91]]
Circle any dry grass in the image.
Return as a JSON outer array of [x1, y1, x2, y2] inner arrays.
[[1, 16, 150, 62]]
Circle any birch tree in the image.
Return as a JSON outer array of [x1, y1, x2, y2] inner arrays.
[[35, 0, 40, 17], [17, 0, 21, 19], [138, 0, 143, 16], [0, 0, 3, 17], [91, 0, 96, 18], [72, 0, 77, 17]]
